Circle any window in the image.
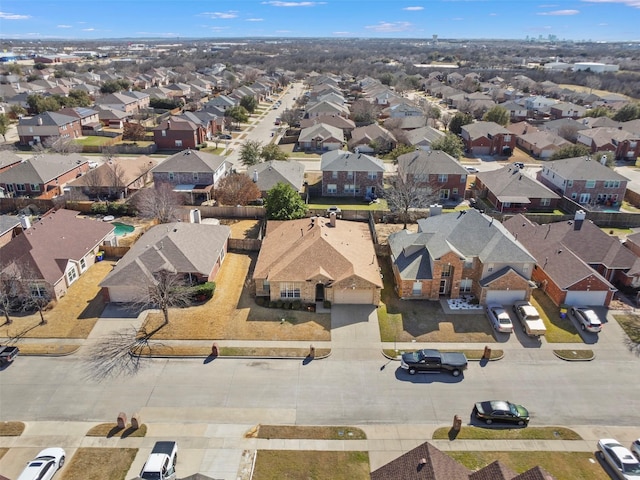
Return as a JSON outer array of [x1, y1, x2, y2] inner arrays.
[[332, 171, 338, 179], [439, 189, 450, 200], [280, 283, 301, 298], [414, 173, 428, 182], [16, 184, 26, 191], [30, 285, 47, 297], [175, 140, 183, 147], [344, 184, 356, 194], [567, 180, 573, 187], [67, 267, 78, 284], [347, 170, 354, 178], [586, 180, 596, 188], [80, 258, 87, 271], [464, 258, 473, 268], [453, 188, 459, 195], [162, 130, 167, 137], [441, 264, 452, 277], [438, 174, 448, 183], [368, 171, 378, 180], [571, 192, 577, 200], [412, 282, 422, 296], [169, 172, 175, 180], [327, 184, 337, 194], [460, 175, 467, 183], [540, 198, 551, 206], [459, 279, 472, 293], [503, 202, 511, 208], [487, 264, 494, 272], [30, 184, 40, 191], [193, 172, 199, 181], [6, 184, 14, 193]]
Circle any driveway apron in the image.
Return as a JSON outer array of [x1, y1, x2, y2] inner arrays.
[[329, 304, 382, 360]]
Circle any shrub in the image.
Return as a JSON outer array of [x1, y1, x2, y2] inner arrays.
[[269, 301, 276, 308], [292, 300, 301, 310], [107, 202, 129, 215], [323, 300, 331, 309], [91, 202, 108, 215], [276, 300, 283, 309], [191, 282, 216, 300]]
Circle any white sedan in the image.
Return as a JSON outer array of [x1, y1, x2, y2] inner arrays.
[[17, 448, 66, 480], [597, 438, 640, 479], [485, 303, 513, 333]]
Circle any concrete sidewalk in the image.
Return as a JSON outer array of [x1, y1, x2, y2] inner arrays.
[[0, 420, 636, 479]]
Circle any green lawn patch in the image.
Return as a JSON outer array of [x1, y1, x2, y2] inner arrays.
[[74, 136, 114, 146], [612, 313, 640, 343], [531, 290, 583, 343], [307, 198, 389, 211], [433, 426, 581, 440], [257, 425, 366, 440], [447, 451, 608, 480], [0, 421, 25, 436], [61, 448, 137, 480], [554, 349, 595, 361], [252, 451, 370, 480]]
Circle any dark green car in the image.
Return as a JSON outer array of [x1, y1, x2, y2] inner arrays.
[[473, 400, 529, 426]]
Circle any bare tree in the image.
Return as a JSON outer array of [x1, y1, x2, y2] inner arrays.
[[385, 159, 439, 229], [14, 264, 51, 325], [557, 124, 580, 142], [134, 183, 183, 223], [130, 268, 192, 326], [44, 136, 82, 155], [0, 262, 23, 325], [216, 173, 261, 206], [585, 75, 602, 94]]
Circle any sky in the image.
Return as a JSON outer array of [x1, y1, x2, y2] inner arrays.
[[0, 0, 639, 42]]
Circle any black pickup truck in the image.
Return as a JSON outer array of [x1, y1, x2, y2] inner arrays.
[[0, 345, 19, 365], [400, 348, 468, 377]]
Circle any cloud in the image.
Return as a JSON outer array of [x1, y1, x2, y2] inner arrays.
[[0, 11, 30, 20], [262, 1, 326, 6], [403, 6, 424, 10], [537, 9, 580, 15], [582, 0, 640, 7], [365, 21, 413, 33], [246, 18, 264, 21], [332, 31, 353, 35], [202, 11, 238, 19], [57, 25, 72, 29], [82, 28, 96, 32]]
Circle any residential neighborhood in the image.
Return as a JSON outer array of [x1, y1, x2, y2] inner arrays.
[[1, 33, 640, 480]]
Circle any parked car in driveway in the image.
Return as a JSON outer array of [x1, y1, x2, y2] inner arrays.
[[632, 439, 640, 459], [485, 304, 513, 333], [17, 448, 66, 480], [570, 306, 602, 333], [465, 166, 479, 173], [400, 349, 468, 377], [513, 301, 546, 337], [473, 400, 529, 426], [597, 438, 640, 479]]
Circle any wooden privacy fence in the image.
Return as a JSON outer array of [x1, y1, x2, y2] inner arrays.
[[228, 238, 262, 251]]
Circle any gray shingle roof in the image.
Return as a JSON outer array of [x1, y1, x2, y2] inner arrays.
[[540, 156, 627, 181], [19, 111, 78, 127], [320, 150, 384, 172], [397, 150, 467, 176], [248, 160, 305, 193], [0, 153, 87, 184], [152, 149, 227, 174], [476, 166, 560, 202]]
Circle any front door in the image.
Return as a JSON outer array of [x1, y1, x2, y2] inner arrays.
[[315, 283, 325, 301], [579, 193, 591, 204], [439, 279, 448, 295]]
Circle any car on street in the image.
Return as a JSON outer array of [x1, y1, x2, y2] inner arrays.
[[400, 349, 468, 377], [473, 400, 529, 426], [17, 448, 66, 480], [485, 304, 513, 333], [632, 439, 640, 459], [513, 162, 525, 169], [597, 438, 640, 479], [217, 134, 232, 140], [465, 166, 479, 173], [570, 306, 602, 333]]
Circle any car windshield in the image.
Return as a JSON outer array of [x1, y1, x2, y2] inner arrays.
[[622, 461, 640, 474], [508, 403, 519, 415], [499, 316, 511, 325]]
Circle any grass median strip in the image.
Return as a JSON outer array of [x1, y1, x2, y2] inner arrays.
[[17, 345, 81, 356], [447, 451, 608, 480], [61, 447, 137, 480], [86, 422, 147, 438], [0, 421, 25, 436], [252, 450, 370, 480], [433, 426, 582, 440], [256, 425, 367, 440], [135, 345, 330, 358]]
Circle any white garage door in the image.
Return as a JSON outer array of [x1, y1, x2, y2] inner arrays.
[[485, 290, 526, 305], [106, 286, 137, 303], [565, 290, 608, 306], [333, 288, 374, 304]]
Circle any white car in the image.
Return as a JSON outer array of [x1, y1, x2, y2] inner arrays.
[[597, 438, 640, 479], [570, 306, 602, 333], [485, 303, 513, 333], [465, 166, 479, 173], [17, 448, 66, 480], [633, 439, 640, 459]]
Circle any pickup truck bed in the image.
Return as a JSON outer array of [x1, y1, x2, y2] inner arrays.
[[0, 345, 19, 364]]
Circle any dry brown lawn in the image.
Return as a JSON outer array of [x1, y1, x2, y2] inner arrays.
[[0, 260, 115, 340], [219, 219, 262, 239], [142, 252, 331, 341], [60, 448, 137, 480]]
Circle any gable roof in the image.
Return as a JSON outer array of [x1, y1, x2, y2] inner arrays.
[[100, 222, 230, 287], [152, 149, 227, 174], [0, 153, 87, 185], [254, 217, 382, 288], [300, 115, 356, 131], [19, 111, 79, 127], [67, 156, 158, 189], [475, 166, 560, 203], [320, 150, 384, 172], [540, 156, 627, 181], [248, 160, 305, 193], [299, 123, 345, 143], [397, 150, 467, 177], [0, 209, 114, 284], [461, 121, 511, 140]]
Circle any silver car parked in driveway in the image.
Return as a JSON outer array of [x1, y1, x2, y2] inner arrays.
[[571, 306, 602, 333], [597, 438, 640, 479]]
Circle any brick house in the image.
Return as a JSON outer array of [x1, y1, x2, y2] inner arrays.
[[536, 156, 627, 208], [151, 149, 229, 203], [504, 213, 635, 306], [474, 165, 560, 213], [549, 102, 587, 120], [17, 111, 82, 147], [0, 153, 89, 199], [298, 123, 344, 151], [576, 127, 640, 161], [460, 121, 516, 156], [396, 150, 468, 202], [388, 209, 536, 304], [348, 124, 397, 154], [253, 216, 382, 305], [153, 117, 206, 150], [320, 150, 384, 199]]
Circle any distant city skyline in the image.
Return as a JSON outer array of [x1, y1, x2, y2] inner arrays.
[[1, 0, 639, 43]]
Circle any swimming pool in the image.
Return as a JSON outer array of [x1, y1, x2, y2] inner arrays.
[[112, 222, 135, 236]]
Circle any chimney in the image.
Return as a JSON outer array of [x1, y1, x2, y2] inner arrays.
[[167, 120, 171, 129], [253, 169, 259, 183], [329, 211, 337, 227], [574, 209, 586, 230], [189, 208, 201, 224], [37, 117, 43, 126], [19, 215, 31, 230], [429, 204, 442, 216]]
